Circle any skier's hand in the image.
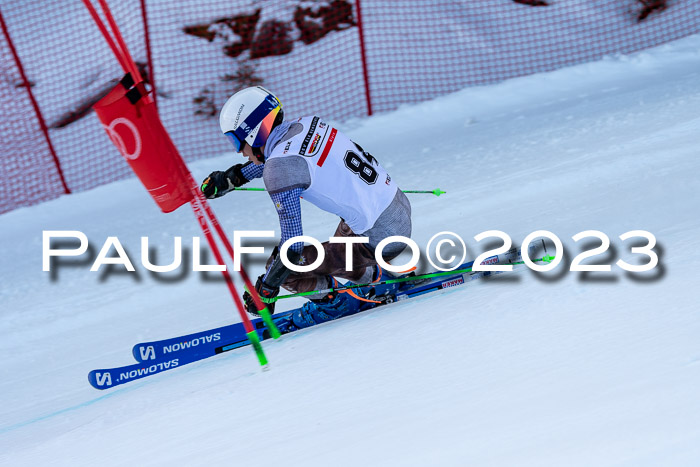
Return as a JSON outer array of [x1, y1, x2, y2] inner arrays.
[[200, 163, 250, 199], [243, 274, 278, 316], [201, 171, 234, 199]]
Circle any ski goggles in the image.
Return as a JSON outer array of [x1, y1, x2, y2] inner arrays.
[[224, 131, 244, 153]]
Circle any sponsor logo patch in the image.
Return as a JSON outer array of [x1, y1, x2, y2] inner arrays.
[[161, 333, 221, 354], [441, 277, 465, 288], [307, 134, 321, 153], [118, 359, 180, 383], [299, 117, 320, 155]]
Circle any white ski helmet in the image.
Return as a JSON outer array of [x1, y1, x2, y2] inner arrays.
[[219, 86, 283, 153]]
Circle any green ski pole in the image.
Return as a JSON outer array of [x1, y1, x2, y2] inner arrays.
[[401, 188, 446, 196], [263, 255, 555, 303], [243, 284, 282, 339], [233, 187, 446, 196]]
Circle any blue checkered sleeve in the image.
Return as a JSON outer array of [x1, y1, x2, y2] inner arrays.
[[263, 187, 304, 281], [241, 162, 264, 181]]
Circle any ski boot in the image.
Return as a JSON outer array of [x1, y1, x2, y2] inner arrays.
[[353, 264, 420, 304], [290, 276, 366, 329], [270, 267, 419, 333], [264, 277, 360, 333], [290, 266, 415, 329]]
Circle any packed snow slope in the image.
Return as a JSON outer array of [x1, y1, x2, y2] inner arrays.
[[1, 35, 699, 466]]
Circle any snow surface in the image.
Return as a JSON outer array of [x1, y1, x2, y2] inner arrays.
[[1, 34, 700, 466]]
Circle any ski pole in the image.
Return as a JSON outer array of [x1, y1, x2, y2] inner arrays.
[[401, 189, 446, 196], [232, 187, 446, 196], [264, 255, 555, 303]]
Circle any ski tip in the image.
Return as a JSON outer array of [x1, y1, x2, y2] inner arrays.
[[261, 363, 271, 372], [132, 345, 143, 362], [87, 370, 109, 390]]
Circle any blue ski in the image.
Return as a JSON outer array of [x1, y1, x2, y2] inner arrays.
[[88, 267, 479, 390], [89, 247, 543, 390]]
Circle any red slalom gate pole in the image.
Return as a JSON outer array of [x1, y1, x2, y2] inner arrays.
[[354, 0, 373, 116], [182, 171, 281, 340], [95, 0, 141, 80], [0, 8, 70, 196], [81, 0, 272, 367], [81, 0, 131, 74], [189, 195, 269, 367], [139, 0, 156, 107], [89, 0, 273, 336]]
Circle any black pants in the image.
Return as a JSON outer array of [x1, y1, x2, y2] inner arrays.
[[276, 220, 404, 294]]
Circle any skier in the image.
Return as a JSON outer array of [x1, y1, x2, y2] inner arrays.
[[201, 86, 412, 329]]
